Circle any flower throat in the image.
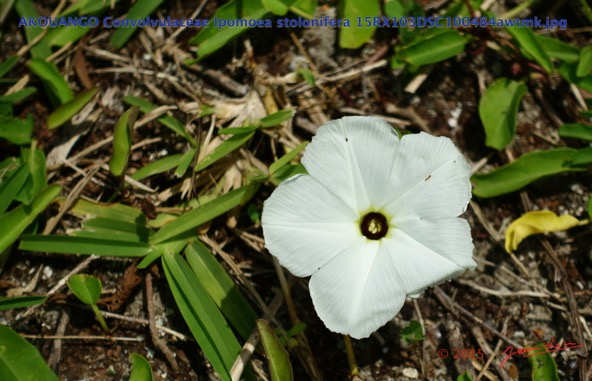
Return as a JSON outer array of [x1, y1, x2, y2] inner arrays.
[[360, 212, 388, 240]]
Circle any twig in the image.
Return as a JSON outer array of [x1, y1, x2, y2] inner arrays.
[[433, 286, 522, 349], [146, 272, 179, 372], [48, 311, 69, 372]]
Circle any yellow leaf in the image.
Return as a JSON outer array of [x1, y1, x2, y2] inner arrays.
[[505, 210, 582, 253]]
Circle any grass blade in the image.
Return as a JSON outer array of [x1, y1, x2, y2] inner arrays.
[[0, 184, 60, 254], [27, 58, 73, 105], [109, 107, 139, 177], [163, 252, 241, 381], [19, 235, 150, 257], [185, 242, 257, 340], [151, 187, 247, 244], [47, 87, 98, 129], [109, 0, 165, 49], [0, 296, 46, 311]]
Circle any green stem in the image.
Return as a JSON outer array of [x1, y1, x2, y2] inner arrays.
[[343, 335, 359, 376], [91, 304, 109, 332], [501, 0, 538, 19]]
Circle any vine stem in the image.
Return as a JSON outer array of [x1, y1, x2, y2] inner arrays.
[[343, 335, 359, 377]]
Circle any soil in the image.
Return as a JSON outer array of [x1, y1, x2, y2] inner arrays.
[[0, 1, 591, 380]]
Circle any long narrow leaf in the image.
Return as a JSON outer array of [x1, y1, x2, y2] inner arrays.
[[0, 184, 60, 254], [0, 325, 59, 380], [195, 132, 255, 172], [163, 252, 241, 381], [27, 59, 73, 104], [122, 96, 194, 144], [0, 296, 46, 311], [0, 163, 29, 215], [109, 107, 138, 177], [151, 186, 247, 244], [257, 320, 293, 381], [109, 0, 165, 49], [47, 87, 98, 129], [472, 148, 580, 198], [186, 242, 257, 340], [19, 235, 150, 257]]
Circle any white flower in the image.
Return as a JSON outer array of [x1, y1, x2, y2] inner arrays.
[[261, 116, 476, 339]]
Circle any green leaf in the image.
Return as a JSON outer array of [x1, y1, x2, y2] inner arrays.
[[185, 242, 257, 340], [22, 146, 47, 202], [396, 30, 467, 66], [558, 123, 592, 141], [27, 58, 73, 105], [0, 184, 60, 254], [162, 252, 241, 381], [194, 132, 255, 172], [122, 96, 194, 144], [0, 324, 59, 381], [129, 353, 154, 381], [151, 187, 247, 244], [261, 0, 292, 15], [471, 148, 580, 198], [19, 235, 151, 257], [588, 198, 592, 218], [269, 163, 307, 186], [457, 371, 473, 381], [257, 320, 293, 381], [269, 142, 307, 175], [290, 0, 316, 17], [260, 109, 295, 127], [568, 147, 592, 166], [339, 0, 380, 49], [0, 56, 18, 78], [46, 87, 98, 129], [478, 78, 528, 150], [577, 46, 592, 78], [175, 148, 197, 177], [0, 163, 29, 215], [557, 63, 592, 93], [0, 296, 46, 311], [0, 114, 33, 145], [401, 320, 425, 344], [296, 68, 315, 86], [0, 87, 37, 105], [109, 0, 165, 49], [506, 27, 553, 72], [109, 107, 139, 177], [79, 217, 152, 243], [131, 154, 184, 181], [68, 198, 146, 224], [536, 36, 580, 64], [67, 274, 102, 305], [189, 0, 269, 60], [14, 0, 52, 59], [527, 343, 560, 381]]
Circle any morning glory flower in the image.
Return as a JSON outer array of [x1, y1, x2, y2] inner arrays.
[[261, 116, 476, 339]]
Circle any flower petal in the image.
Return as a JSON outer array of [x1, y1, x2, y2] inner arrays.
[[394, 218, 476, 270], [262, 174, 360, 277], [381, 229, 470, 297], [309, 240, 407, 339], [383, 133, 471, 219], [302, 117, 400, 212]]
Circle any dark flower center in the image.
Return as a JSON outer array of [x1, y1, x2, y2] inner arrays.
[[360, 212, 388, 240]]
